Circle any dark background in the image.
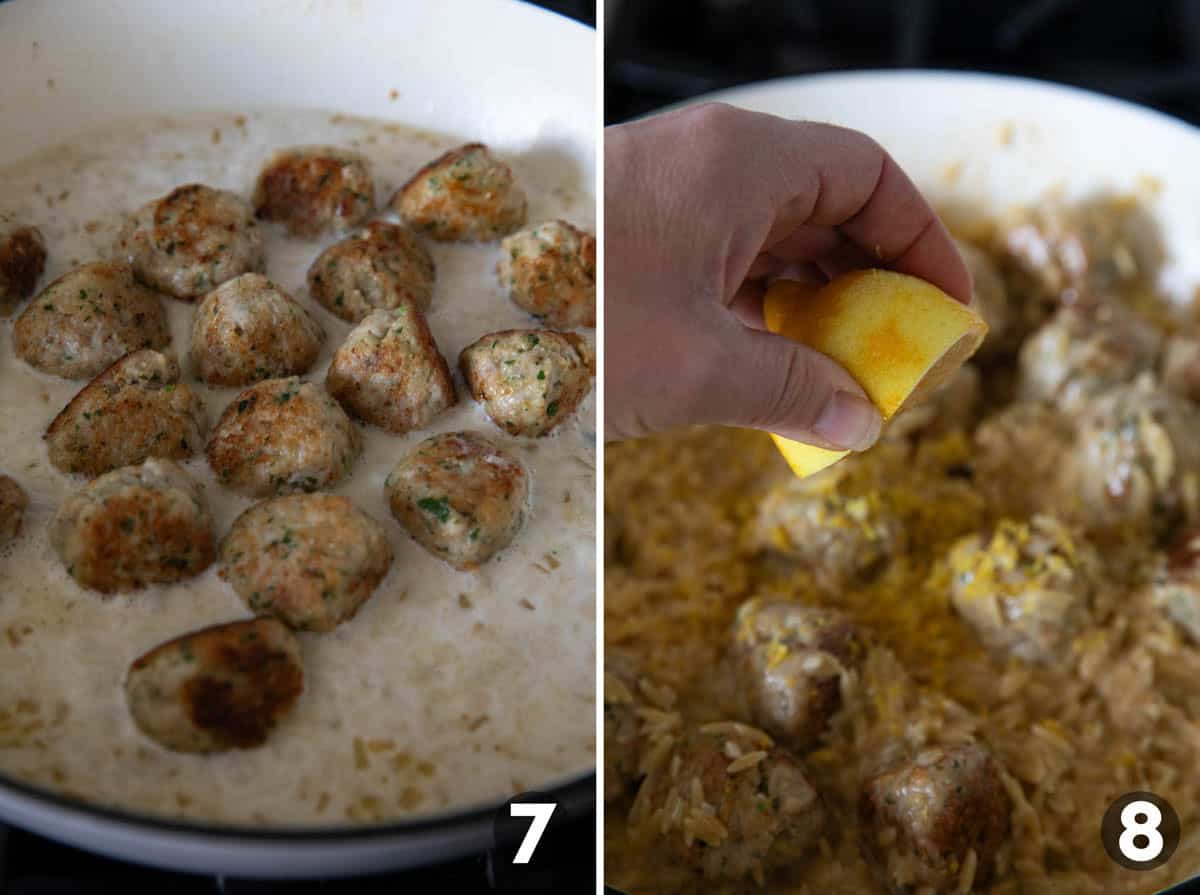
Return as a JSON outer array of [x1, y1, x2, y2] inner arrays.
[[605, 0, 1200, 124]]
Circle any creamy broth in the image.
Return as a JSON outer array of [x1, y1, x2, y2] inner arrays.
[[0, 111, 595, 825]]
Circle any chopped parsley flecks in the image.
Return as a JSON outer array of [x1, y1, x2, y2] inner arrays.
[[417, 496, 451, 524]]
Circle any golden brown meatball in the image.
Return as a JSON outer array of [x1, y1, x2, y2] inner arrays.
[[114, 183, 265, 300], [1068, 376, 1200, 534], [50, 458, 216, 594], [0, 475, 29, 545], [307, 222, 435, 321], [0, 223, 47, 315], [220, 494, 393, 633], [206, 378, 362, 498], [125, 616, 303, 754], [190, 273, 325, 387], [1017, 303, 1160, 415], [751, 473, 905, 592], [944, 515, 1100, 664], [385, 431, 529, 570], [972, 401, 1076, 519], [860, 742, 1012, 894], [391, 143, 526, 242], [498, 219, 595, 328], [459, 329, 594, 437], [633, 723, 824, 883], [13, 262, 171, 380], [45, 349, 206, 477], [325, 305, 455, 433], [731, 599, 867, 752], [253, 146, 375, 238]]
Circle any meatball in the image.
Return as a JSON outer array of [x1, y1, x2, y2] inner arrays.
[[1017, 303, 1160, 415], [944, 515, 1100, 663], [1068, 377, 1200, 533], [996, 195, 1163, 308], [1150, 526, 1200, 644], [391, 143, 526, 242], [972, 401, 1075, 519], [751, 474, 905, 592], [498, 219, 595, 328], [954, 238, 1011, 359], [45, 349, 206, 477], [114, 183, 264, 300], [13, 262, 170, 380], [860, 742, 1012, 894], [1161, 332, 1200, 404], [50, 458, 216, 594], [731, 599, 867, 752], [125, 616, 303, 753], [0, 223, 47, 314], [307, 222, 435, 321], [459, 329, 594, 437], [220, 494, 393, 632], [253, 146, 375, 237], [190, 273, 325, 387], [0, 475, 28, 545], [325, 306, 455, 433], [634, 723, 824, 883], [206, 378, 362, 498], [385, 431, 529, 570], [886, 364, 980, 442]]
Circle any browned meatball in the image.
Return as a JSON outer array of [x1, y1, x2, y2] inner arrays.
[[459, 329, 594, 437], [13, 262, 171, 380], [0, 475, 29, 545], [325, 306, 456, 433], [385, 431, 529, 570], [1150, 526, 1200, 644], [731, 599, 867, 752], [307, 222, 435, 321], [860, 742, 1012, 894], [944, 515, 1100, 663], [253, 146, 375, 237], [0, 223, 47, 315], [125, 616, 303, 753], [50, 459, 216, 594], [113, 183, 264, 300], [498, 220, 595, 328], [190, 273, 325, 387], [206, 378, 362, 498], [45, 349, 206, 477], [634, 723, 825, 883], [391, 143, 526, 242], [972, 401, 1076, 519], [220, 494, 393, 632]]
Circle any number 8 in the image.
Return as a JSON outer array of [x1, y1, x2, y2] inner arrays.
[[1119, 799, 1164, 863]]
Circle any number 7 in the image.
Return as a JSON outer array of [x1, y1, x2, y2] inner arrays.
[[510, 802, 556, 864]]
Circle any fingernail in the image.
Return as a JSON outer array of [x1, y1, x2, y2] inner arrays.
[[812, 391, 882, 451]]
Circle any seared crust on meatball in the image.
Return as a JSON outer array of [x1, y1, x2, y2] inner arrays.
[[0, 224, 47, 314], [944, 515, 1100, 663], [385, 431, 529, 570], [13, 262, 170, 380], [498, 220, 595, 328], [206, 378, 362, 498], [114, 184, 264, 300], [308, 222, 435, 321], [0, 475, 29, 545], [253, 146, 375, 237], [326, 306, 455, 433], [392, 143, 526, 242], [220, 494, 393, 633], [860, 742, 1012, 893], [125, 616, 303, 753], [190, 273, 325, 387], [459, 329, 594, 437], [633, 723, 824, 883], [45, 349, 206, 477], [50, 458, 216, 594], [732, 599, 867, 752]]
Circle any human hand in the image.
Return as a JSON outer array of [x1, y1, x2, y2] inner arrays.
[[604, 102, 973, 449]]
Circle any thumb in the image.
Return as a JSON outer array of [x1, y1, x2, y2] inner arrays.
[[711, 323, 883, 451]]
